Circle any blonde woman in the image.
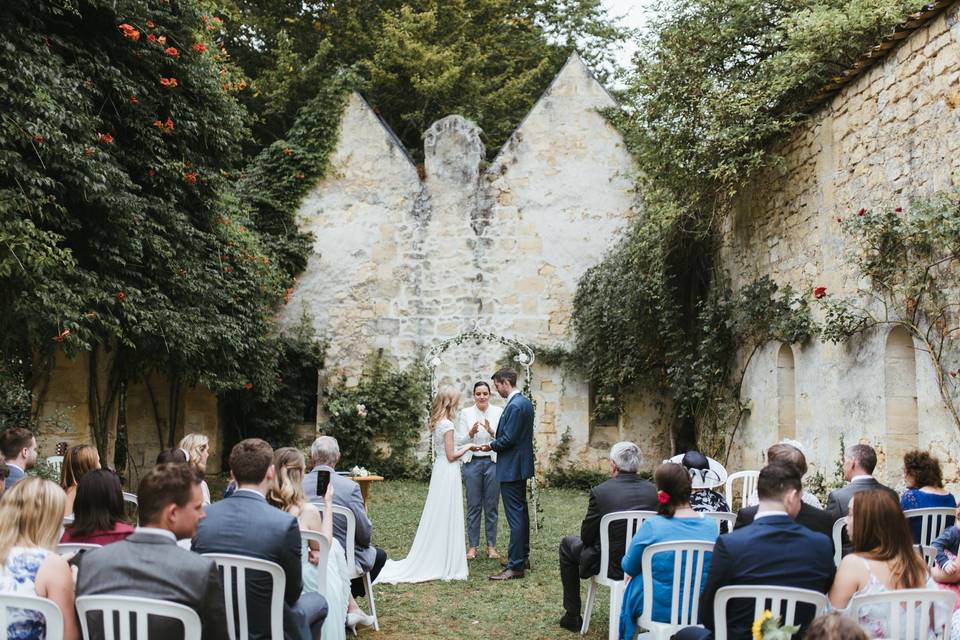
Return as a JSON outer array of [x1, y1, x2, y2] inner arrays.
[[268, 447, 362, 639], [0, 477, 80, 640], [60, 443, 100, 517], [376, 385, 475, 584], [179, 433, 212, 504]]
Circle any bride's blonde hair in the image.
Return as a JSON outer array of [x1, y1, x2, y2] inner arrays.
[[429, 385, 461, 429], [267, 447, 308, 513]]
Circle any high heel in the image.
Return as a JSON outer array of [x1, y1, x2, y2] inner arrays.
[[346, 611, 374, 636]]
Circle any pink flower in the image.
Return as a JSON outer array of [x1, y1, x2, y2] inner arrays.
[[814, 286, 827, 299]]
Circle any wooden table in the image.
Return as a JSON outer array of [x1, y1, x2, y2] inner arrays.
[[351, 475, 384, 510]]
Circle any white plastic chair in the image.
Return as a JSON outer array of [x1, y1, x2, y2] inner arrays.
[[204, 553, 285, 640], [832, 517, 848, 567], [0, 593, 64, 639], [580, 509, 656, 639], [713, 585, 828, 640], [637, 540, 715, 639], [58, 542, 102, 556], [701, 512, 736, 532], [723, 471, 759, 512], [919, 545, 938, 569], [904, 508, 956, 547], [300, 529, 330, 596], [313, 500, 380, 631], [46, 455, 64, 477], [848, 589, 956, 639], [122, 492, 138, 507], [76, 594, 201, 640]]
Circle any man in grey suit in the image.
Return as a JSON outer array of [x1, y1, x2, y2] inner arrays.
[[826, 443, 899, 556], [76, 463, 228, 640], [193, 438, 327, 640], [303, 436, 387, 598], [1, 427, 37, 491]]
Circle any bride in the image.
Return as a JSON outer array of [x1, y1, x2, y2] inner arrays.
[[375, 385, 476, 583]]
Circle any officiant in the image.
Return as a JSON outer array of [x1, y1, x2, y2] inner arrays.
[[456, 380, 503, 560]]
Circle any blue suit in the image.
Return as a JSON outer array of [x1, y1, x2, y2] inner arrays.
[[677, 514, 835, 640], [3, 464, 24, 491], [489, 391, 535, 570]]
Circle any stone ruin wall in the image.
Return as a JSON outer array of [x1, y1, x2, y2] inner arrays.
[[723, 4, 960, 488], [281, 53, 670, 470]]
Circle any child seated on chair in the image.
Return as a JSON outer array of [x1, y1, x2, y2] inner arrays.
[[931, 505, 960, 590]]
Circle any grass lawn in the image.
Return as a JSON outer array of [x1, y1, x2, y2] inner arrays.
[[354, 479, 613, 640]]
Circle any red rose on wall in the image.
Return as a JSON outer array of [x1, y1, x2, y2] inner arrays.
[[192, 42, 207, 54], [183, 171, 198, 185], [129, 95, 138, 104], [857, 208, 866, 216], [243, 382, 254, 390], [159, 77, 178, 88], [116, 291, 126, 302], [895, 207, 903, 212], [814, 286, 827, 299], [118, 23, 140, 40], [164, 46, 179, 57], [147, 34, 157, 43], [98, 133, 113, 144], [32, 135, 44, 145]]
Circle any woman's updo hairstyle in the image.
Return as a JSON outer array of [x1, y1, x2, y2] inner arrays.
[[654, 462, 692, 517]]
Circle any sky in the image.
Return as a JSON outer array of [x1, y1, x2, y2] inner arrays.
[[601, 0, 655, 72]]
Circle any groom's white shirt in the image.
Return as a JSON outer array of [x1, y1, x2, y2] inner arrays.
[[457, 403, 503, 463]]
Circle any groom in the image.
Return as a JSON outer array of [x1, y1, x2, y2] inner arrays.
[[483, 367, 535, 580]]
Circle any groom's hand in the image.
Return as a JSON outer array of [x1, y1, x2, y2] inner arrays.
[[477, 445, 492, 452]]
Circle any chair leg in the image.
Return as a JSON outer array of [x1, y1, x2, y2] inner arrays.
[[363, 572, 379, 631], [581, 579, 596, 635], [608, 583, 622, 640]]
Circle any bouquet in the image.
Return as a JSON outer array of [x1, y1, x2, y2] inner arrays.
[[752, 610, 799, 640]]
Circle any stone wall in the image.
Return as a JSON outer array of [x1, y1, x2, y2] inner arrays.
[[723, 4, 960, 486], [282, 53, 669, 469]]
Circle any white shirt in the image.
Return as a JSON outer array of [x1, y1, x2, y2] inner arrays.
[[753, 510, 789, 520], [6, 463, 23, 473], [507, 389, 521, 402], [850, 474, 874, 483], [457, 403, 503, 462]]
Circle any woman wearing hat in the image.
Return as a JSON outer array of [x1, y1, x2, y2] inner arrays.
[[670, 451, 731, 532]]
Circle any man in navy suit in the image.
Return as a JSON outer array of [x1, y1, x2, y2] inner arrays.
[[676, 462, 835, 640], [483, 367, 535, 580]]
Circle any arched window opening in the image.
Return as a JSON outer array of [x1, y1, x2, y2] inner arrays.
[[777, 344, 796, 441], [885, 326, 918, 472]]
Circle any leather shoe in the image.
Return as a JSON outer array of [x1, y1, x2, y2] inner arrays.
[[489, 568, 524, 580], [559, 613, 583, 632], [501, 559, 531, 570]]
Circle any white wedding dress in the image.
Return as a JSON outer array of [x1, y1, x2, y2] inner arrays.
[[374, 419, 468, 583]]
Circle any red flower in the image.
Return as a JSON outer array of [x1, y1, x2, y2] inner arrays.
[[147, 168, 156, 177], [657, 490, 670, 505], [159, 77, 178, 88], [164, 46, 179, 57], [83, 147, 95, 157], [835, 217, 842, 223], [146, 20, 155, 28], [53, 328, 71, 343], [294, 172, 305, 180], [212, 16, 222, 24], [147, 34, 157, 43], [814, 286, 827, 299], [98, 132, 113, 144], [116, 291, 126, 302], [284, 287, 294, 304], [895, 207, 903, 213], [118, 23, 140, 41], [243, 382, 254, 390], [129, 95, 138, 104], [183, 171, 198, 185], [32, 134, 44, 145], [857, 208, 866, 216], [153, 117, 174, 132], [282, 148, 293, 157], [192, 42, 207, 54]]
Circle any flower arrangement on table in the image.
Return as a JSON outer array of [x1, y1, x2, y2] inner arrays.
[[752, 610, 799, 640], [350, 466, 371, 477]]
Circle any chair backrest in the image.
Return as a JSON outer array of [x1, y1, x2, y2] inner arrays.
[[832, 517, 847, 567], [918, 545, 938, 569], [848, 588, 956, 640], [701, 512, 736, 531], [597, 510, 656, 587], [58, 542, 102, 555], [76, 594, 201, 640], [122, 492, 138, 506], [639, 540, 715, 627], [46, 455, 64, 477], [311, 500, 358, 574], [724, 471, 759, 512], [0, 593, 64, 639], [300, 529, 330, 596], [713, 585, 828, 640], [204, 553, 285, 640], [904, 508, 956, 547]]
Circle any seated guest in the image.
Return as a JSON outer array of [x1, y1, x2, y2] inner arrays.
[[75, 463, 227, 640], [61, 469, 134, 545], [900, 449, 955, 544], [746, 440, 823, 508], [156, 448, 188, 464], [1, 427, 38, 491], [672, 451, 729, 532], [675, 463, 835, 640], [931, 505, 960, 585], [557, 441, 658, 632], [735, 443, 834, 538], [179, 433, 213, 505], [828, 490, 945, 638], [270, 447, 373, 638], [619, 462, 718, 640], [805, 613, 869, 640], [826, 444, 899, 557], [60, 443, 101, 516], [194, 438, 327, 640], [0, 477, 80, 640], [303, 436, 388, 601]]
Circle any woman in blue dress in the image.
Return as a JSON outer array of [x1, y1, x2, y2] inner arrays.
[[619, 462, 718, 640], [900, 450, 955, 544]]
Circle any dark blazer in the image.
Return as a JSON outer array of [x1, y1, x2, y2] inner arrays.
[[193, 490, 303, 640], [76, 530, 228, 640], [826, 477, 899, 555], [579, 473, 659, 580], [699, 514, 835, 639], [489, 392, 535, 482], [735, 502, 835, 539]]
